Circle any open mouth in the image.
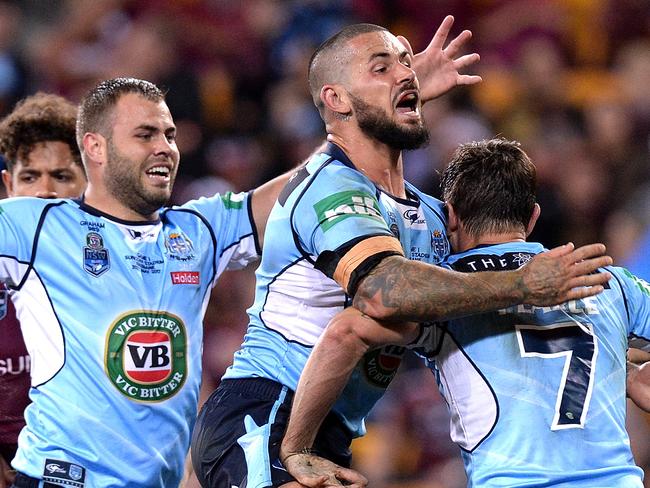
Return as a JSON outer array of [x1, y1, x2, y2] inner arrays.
[[395, 91, 419, 116], [146, 165, 171, 182]]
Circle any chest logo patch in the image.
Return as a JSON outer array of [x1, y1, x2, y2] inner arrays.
[[165, 231, 195, 261], [83, 232, 110, 277], [105, 311, 187, 402]]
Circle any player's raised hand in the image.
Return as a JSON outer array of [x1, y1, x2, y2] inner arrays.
[[519, 243, 612, 305], [281, 452, 368, 488], [398, 15, 482, 103]]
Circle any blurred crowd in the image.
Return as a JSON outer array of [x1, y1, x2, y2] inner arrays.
[[0, 0, 648, 486]]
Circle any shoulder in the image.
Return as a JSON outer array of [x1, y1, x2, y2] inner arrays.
[[0, 196, 74, 221]]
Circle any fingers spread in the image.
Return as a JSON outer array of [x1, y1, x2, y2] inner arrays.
[[453, 53, 480, 70], [457, 74, 483, 86], [444, 29, 473, 58], [429, 15, 455, 50]]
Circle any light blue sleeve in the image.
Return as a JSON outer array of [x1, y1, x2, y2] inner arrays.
[[611, 266, 650, 350], [0, 197, 50, 286], [293, 164, 393, 257], [178, 191, 258, 274]]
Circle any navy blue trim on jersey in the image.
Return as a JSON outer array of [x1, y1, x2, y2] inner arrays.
[[246, 189, 262, 255], [609, 267, 630, 325], [449, 252, 535, 273], [0, 256, 29, 290], [377, 186, 420, 207], [444, 327, 501, 453], [412, 185, 447, 225], [279, 166, 310, 207], [322, 143, 354, 169], [258, 256, 325, 348], [78, 198, 160, 226], [289, 155, 337, 265], [16, 201, 67, 290]]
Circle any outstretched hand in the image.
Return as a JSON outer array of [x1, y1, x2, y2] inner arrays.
[[399, 15, 482, 102], [520, 243, 612, 305], [281, 453, 368, 488]]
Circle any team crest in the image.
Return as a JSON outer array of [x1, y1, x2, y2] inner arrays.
[[362, 345, 406, 388], [105, 311, 187, 402], [83, 232, 110, 277], [431, 229, 450, 264], [165, 231, 195, 260]]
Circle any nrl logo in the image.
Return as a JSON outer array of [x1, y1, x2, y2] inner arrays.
[[105, 311, 187, 402]]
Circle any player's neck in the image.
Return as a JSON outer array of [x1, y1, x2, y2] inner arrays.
[[458, 232, 527, 252], [83, 184, 159, 222], [327, 132, 406, 198]]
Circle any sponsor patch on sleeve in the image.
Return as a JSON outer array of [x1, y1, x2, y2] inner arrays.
[[313, 191, 384, 232]]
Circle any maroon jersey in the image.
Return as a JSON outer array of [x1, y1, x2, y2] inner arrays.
[[0, 284, 30, 446]]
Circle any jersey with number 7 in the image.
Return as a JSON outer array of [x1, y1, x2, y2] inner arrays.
[[420, 241, 650, 488]]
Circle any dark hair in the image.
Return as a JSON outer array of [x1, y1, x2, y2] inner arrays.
[[308, 23, 388, 110], [0, 92, 81, 171], [440, 138, 537, 238], [76, 78, 165, 150]]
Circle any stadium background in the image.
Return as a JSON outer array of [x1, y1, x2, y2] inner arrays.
[[0, 0, 648, 486]]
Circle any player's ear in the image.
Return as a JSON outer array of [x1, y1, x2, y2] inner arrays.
[[321, 84, 352, 118], [82, 132, 107, 166], [1, 169, 14, 196], [446, 202, 459, 232], [526, 203, 541, 237]]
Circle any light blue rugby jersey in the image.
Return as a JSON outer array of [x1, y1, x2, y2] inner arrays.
[[417, 241, 650, 488], [223, 143, 449, 436], [0, 192, 258, 488]]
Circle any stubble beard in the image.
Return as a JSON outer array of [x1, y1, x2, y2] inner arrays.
[[349, 93, 430, 151], [105, 139, 175, 218]]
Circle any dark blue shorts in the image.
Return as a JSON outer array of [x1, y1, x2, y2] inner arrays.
[[191, 378, 353, 488]]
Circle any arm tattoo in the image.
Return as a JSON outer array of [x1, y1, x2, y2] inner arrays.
[[353, 256, 520, 322]]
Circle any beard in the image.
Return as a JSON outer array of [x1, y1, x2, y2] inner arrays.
[[349, 93, 429, 150], [104, 139, 176, 218]]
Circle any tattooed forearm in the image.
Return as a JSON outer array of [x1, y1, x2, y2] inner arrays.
[[352, 255, 522, 322], [352, 243, 612, 323]]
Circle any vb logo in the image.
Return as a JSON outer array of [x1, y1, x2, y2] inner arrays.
[[105, 311, 187, 401]]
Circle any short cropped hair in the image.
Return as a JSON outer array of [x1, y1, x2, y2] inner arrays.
[[308, 23, 388, 111], [76, 77, 165, 150], [0, 92, 81, 172], [441, 138, 537, 238]]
